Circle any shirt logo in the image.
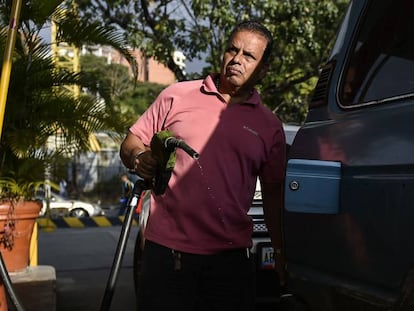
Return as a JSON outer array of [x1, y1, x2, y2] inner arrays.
[[243, 125, 258, 136]]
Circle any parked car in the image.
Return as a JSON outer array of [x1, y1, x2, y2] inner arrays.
[[284, 1, 414, 310], [37, 192, 104, 218]]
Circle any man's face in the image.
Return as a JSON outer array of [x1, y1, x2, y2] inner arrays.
[[221, 30, 268, 90]]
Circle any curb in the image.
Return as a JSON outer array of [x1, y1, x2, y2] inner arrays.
[[37, 216, 138, 231]]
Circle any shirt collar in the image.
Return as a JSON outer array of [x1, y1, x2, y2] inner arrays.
[[202, 74, 261, 106]]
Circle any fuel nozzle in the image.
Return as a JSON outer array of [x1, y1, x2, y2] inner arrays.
[[164, 137, 200, 160], [150, 130, 199, 195]]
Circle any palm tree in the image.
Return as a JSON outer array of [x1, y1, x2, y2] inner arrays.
[[0, 0, 136, 181]]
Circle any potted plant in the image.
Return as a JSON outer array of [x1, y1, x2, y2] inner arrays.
[[0, 0, 138, 269], [0, 1, 137, 309], [0, 178, 43, 273], [0, 178, 44, 311]]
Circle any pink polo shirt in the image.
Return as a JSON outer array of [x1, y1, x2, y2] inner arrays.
[[129, 74, 286, 254]]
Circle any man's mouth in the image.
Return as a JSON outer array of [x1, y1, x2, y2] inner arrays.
[[226, 66, 241, 75]]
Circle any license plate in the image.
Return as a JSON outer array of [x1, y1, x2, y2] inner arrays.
[[260, 246, 275, 270]]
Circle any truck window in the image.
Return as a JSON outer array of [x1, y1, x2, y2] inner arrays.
[[339, 0, 414, 107]]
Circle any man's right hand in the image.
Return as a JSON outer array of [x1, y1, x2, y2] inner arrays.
[[133, 150, 157, 181]]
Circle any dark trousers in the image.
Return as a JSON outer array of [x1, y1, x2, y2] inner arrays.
[[136, 240, 256, 311]]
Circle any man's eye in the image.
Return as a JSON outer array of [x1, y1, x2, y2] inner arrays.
[[244, 53, 255, 60], [227, 47, 237, 54]]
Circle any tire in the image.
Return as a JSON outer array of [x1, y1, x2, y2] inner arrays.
[[279, 295, 310, 311], [70, 208, 89, 217]]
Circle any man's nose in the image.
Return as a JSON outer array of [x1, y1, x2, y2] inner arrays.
[[232, 50, 243, 63]]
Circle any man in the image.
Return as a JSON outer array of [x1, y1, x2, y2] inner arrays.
[[59, 178, 68, 198], [120, 20, 286, 311]]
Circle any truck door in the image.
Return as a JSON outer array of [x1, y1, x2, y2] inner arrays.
[[283, 0, 414, 309]]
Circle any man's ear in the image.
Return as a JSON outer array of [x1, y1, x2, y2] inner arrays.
[[255, 62, 269, 83], [258, 62, 270, 80]]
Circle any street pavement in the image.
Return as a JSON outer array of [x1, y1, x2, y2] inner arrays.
[[33, 207, 280, 311], [38, 220, 139, 311]]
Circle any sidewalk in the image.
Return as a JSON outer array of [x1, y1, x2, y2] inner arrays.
[[8, 226, 138, 311], [9, 265, 56, 311]]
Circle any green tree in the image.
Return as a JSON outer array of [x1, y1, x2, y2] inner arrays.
[[80, 54, 132, 105], [116, 82, 166, 125], [80, 53, 166, 125], [76, 0, 349, 123], [0, 0, 136, 181]]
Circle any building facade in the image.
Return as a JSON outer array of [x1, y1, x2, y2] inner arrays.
[[81, 45, 180, 85]]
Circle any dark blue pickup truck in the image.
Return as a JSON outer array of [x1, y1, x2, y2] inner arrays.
[[284, 0, 414, 310]]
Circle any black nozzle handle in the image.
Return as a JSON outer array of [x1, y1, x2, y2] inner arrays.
[[164, 137, 200, 159]]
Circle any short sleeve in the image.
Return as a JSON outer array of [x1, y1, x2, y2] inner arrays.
[[259, 125, 286, 183], [129, 87, 173, 146]]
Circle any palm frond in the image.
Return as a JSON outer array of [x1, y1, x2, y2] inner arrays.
[[53, 9, 138, 79], [19, 0, 64, 29], [0, 0, 133, 180]]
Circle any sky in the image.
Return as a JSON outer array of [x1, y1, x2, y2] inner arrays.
[[185, 57, 206, 75]]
